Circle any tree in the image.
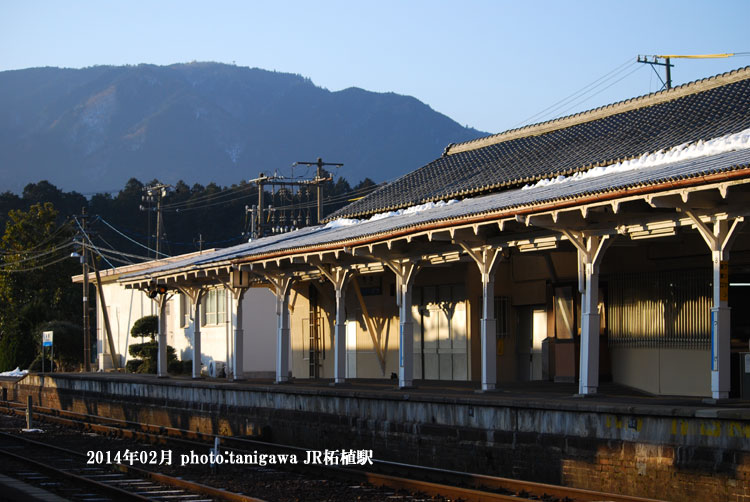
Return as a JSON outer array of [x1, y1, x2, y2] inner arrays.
[[0, 203, 80, 371], [30, 321, 84, 371]]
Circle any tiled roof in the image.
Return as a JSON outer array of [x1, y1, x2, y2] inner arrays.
[[328, 67, 750, 221], [122, 148, 750, 281]]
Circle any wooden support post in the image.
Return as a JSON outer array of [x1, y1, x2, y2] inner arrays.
[[26, 395, 32, 429], [92, 264, 119, 370]]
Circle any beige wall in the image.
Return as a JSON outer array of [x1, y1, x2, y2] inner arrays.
[[611, 347, 711, 396]]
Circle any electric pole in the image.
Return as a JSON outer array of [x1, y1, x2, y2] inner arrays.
[[637, 53, 736, 91], [141, 183, 171, 258], [293, 157, 343, 223], [637, 55, 674, 90], [80, 208, 91, 372]]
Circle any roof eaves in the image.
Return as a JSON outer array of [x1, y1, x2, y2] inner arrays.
[[236, 163, 750, 266]]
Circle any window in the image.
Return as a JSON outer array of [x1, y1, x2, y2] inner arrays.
[[179, 293, 190, 328], [554, 286, 575, 340], [495, 296, 511, 338], [202, 289, 227, 326]]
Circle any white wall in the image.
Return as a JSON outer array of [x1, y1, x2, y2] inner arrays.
[[96, 282, 276, 378], [97, 283, 154, 370]]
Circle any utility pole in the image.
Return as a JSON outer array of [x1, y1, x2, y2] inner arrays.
[[141, 183, 171, 258], [637, 53, 736, 91], [248, 159, 341, 236], [293, 157, 343, 224], [80, 208, 91, 372], [258, 173, 265, 237], [637, 55, 674, 90]]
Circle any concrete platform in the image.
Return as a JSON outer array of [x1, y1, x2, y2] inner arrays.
[[2, 372, 749, 501]]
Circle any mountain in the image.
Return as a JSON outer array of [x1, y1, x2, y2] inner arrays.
[[0, 63, 486, 194]]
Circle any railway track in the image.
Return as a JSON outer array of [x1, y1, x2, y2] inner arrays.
[[1, 399, 665, 502], [0, 430, 265, 501]]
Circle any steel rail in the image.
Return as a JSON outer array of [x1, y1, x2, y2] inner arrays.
[[0, 429, 267, 502], [0, 433, 154, 502], [2, 401, 665, 502]]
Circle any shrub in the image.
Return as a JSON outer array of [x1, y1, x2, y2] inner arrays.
[[125, 359, 144, 373], [34, 321, 84, 371], [0, 325, 36, 372], [127, 339, 178, 374], [130, 315, 158, 341], [28, 353, 57, 372]]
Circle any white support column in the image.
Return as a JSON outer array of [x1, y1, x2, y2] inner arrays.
[[459, 244, 502, 391], [232, 289, 247, 381], [276, 289, 291, 383], [686, 214, 744, 399], [579, 257, 601, 395], [334, 280, 347, 384], [480, 257, 501, 391], [314, 265, 351, 385], [192, 292, 204, 379], [267, 274, 293, 384], [563, 231, 610, 396], [711, 247, 731, 399], [396, 261, 418, 389], [157, 296, 168, 378]]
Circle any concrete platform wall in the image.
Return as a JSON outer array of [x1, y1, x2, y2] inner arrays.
[[2, 374, 749, 501]]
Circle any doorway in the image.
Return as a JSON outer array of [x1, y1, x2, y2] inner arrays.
[[517, 305, 547, 381]]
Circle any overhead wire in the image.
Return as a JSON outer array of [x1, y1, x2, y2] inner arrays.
[[94, 232, 135, 265], [0, 241, 75, 268], [96, 216, 169, 258], [0, 219, 74, 255], [74, 216, 116, 269], [0, 253, 75, 273], [161, 183, 255, 209], [80, 241, 155, 264], [554, 63, 647, 117], [512, 57, 637, 128]]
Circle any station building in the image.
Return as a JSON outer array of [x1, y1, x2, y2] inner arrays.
[[73, 253, 277, 378], [96, 67, 750, 399]]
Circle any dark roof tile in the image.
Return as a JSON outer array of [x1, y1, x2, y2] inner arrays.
[[329, 67, 750, 220]]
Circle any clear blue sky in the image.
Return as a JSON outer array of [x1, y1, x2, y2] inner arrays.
[[1, 0, 748, 134]]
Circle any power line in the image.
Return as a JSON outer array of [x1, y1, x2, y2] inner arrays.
[[512, 58, 637, 128], [80, 241, 155, 263], [96, 216, 169, 258], [161, 183, 255, 209], [0, 253, 74, 273], [0, 219, 74, 255], [554, 64, 647, 117], [74, 216, 115, 269], [94, 232, 135, 265], [0, 241, 74, 267]]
